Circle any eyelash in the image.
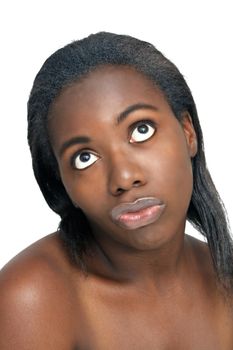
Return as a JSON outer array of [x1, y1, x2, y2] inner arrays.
[[70, 119, 157, 170]]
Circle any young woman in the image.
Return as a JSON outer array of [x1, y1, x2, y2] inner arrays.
[[0, 32, 233, 349]]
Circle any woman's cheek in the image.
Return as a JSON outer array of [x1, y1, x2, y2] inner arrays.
[[66, 175, 104, 213], [152, 145, 193, 204]]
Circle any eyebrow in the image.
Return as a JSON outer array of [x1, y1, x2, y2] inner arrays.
[[59, 136, 91, 157], [116, 103, 158, 124], [58, 103, 158, 157]]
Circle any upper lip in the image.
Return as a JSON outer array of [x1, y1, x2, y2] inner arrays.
[[110, 197, 165, 221]]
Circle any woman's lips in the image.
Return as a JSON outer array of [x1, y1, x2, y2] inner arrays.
[[110, 197, 166, 230]]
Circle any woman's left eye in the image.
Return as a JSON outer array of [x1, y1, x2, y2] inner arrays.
[[130, 122, 156, 143]]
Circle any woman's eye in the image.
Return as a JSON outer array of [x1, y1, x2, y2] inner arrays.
[[130, 122, 156, 143], [72, 151, 99, 170]]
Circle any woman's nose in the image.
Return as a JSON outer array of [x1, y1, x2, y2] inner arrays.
[[108, 152, 147, 196]]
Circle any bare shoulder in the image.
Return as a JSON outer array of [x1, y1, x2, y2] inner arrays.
[[0, 232, 79, 349], [0, 232, 75, 291], [186, 236, 233, 305]]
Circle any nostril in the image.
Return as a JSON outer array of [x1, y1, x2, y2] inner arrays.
[[116, 188, 125, 195]]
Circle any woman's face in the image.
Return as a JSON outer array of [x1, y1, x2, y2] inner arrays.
[[48, 65, 197, 251]]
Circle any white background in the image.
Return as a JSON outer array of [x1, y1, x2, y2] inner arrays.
[[0, 0, 232, 269]]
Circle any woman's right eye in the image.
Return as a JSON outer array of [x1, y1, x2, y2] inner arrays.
[[72, 151, 99, 170]]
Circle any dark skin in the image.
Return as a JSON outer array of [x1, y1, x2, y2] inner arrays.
[[0, 66, 233, 349]]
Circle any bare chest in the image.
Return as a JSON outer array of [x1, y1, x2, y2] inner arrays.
[[73, 290, 233, 350]]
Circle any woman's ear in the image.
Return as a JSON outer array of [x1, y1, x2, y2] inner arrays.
[[180, 111, 198, 158]]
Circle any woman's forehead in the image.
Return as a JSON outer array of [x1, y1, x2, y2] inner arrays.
[[50, 65, 169, 118]]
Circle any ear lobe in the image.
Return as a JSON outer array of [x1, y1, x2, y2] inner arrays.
[[181, 112, 198, 158]]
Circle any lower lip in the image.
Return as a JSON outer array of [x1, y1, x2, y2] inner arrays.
[[115, 204, 166, 230]]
